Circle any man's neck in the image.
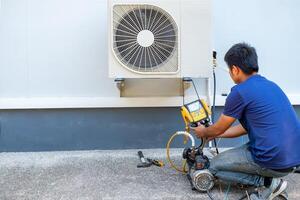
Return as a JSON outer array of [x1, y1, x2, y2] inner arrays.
[[238, 72, 257, 83]]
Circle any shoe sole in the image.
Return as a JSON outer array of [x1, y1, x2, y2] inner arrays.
[[278, 191, 289, 200], [268, 180, 287, 200]]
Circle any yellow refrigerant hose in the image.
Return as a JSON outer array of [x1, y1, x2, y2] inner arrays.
[[166, 131, 195, 174]]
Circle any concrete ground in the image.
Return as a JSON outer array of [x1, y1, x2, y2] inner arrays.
[[0, 149, 299, 200]]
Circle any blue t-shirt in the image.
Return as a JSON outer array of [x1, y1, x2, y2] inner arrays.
[[223, 74, 300, 169]]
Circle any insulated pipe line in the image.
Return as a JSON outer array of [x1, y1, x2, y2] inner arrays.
[[166, 131, 195, 173]]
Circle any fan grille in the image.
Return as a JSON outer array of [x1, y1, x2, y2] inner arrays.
[[113, 5, 178, 73]]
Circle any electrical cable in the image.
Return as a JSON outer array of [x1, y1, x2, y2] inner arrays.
[[212, 69, 219, 154], [207, 190, 215, 200], [237, 191, 255, 200], [182, 78, 185, 105], [212, 70, 216, 124], [212, 51, 220, 154], [223, 184, 231, 200]]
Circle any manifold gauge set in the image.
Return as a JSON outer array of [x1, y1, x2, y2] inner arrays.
[[167, 98, 215, 192]]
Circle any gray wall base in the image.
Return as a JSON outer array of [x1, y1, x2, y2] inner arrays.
[[0, 107, 299, 152]]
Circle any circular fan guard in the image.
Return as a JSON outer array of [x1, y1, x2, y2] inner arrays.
[[113, 5, 178, 72]]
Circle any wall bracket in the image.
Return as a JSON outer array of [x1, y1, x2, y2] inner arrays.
[[114, 78, 125, 96]]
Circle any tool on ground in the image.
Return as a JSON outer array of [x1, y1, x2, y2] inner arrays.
[[147, 158, 165, 167], [137, 151, 164, 168]]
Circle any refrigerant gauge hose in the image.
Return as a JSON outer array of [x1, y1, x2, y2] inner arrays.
[[166, 131, 195, 173]]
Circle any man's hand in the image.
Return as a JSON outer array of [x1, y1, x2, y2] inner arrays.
[[190, 114, 237, 138], [190, 125, 206, 138]]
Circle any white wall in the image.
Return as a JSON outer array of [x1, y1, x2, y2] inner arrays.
[[213, 0, 300, 98], [0, 0, 300, 108], [0, 0, 116, 97]]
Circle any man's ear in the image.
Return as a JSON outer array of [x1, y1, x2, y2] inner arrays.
[[231, 65, 239, 75]]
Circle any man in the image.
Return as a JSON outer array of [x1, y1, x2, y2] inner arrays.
[[192, 43, 300, 200]]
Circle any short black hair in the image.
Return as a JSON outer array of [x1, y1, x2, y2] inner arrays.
[[224, 43, 259, 74]]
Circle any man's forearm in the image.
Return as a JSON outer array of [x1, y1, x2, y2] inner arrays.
[[192, 114, 237, 139], [203, 124, 246, 138], [216, 124, 247, 138], [202, 124, 225, 138]]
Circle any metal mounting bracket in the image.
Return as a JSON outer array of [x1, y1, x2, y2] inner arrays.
[[114, 78, 125, 96], [182, 77, 192, 93]]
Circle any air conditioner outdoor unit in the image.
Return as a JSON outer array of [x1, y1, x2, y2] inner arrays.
[[108, 0, 212, 79]]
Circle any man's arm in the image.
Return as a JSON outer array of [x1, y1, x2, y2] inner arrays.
[[192, 114, 241, 138], [217, 124, 247, 138]]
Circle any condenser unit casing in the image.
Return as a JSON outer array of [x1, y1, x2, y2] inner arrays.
[[108, 0, 212, 79]]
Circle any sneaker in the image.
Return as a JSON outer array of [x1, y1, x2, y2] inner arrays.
[[278, 191, 288, 200], [250, 178, 287, 200]]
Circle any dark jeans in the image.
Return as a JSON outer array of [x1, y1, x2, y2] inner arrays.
[[208, 143, 290, 187]]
